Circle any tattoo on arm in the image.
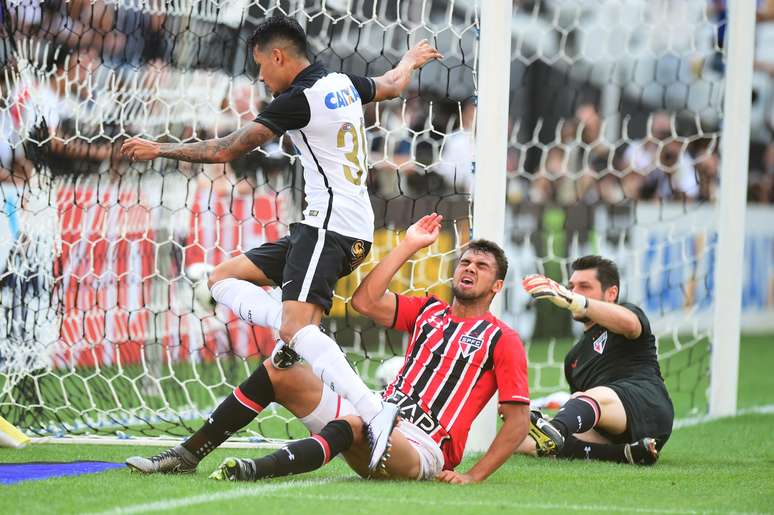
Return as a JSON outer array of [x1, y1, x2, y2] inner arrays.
[[158, 122, 274, 163]]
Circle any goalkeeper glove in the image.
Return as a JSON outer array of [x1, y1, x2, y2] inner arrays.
[[522, 274, 588, 316]]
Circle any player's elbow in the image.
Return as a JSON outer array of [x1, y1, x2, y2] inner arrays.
[[622, 316, 642, 339], [350, 290, 373, 317]]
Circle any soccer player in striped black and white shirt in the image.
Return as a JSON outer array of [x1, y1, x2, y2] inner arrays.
[[122, 14, 441, 473]]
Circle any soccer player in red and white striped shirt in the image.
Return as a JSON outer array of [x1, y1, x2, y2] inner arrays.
[[352, 213, 530, 483]]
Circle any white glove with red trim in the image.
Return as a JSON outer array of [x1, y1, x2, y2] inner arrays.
[[522, 274, 588, 316]]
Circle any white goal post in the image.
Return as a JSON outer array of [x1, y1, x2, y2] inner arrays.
[[466, 0, 513, 453], [709, 0, 756, 418]]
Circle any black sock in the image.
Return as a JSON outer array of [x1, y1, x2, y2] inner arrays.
[[558, 435, 628, 463], [550, 395, 601, 438], [182, 364, 275, 460], [251, 419, 354, 480]]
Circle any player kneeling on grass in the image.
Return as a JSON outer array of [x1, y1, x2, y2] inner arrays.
[[517, 256, 674, 465], [125, 215, 530, 483]]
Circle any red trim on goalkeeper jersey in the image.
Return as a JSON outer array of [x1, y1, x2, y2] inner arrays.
[[385, 295, 530, 469]]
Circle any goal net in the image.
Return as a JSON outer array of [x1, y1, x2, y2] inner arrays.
[[0, 0, 724, 443], [0, 0, 477, 441], [500, 0, 723, 419]]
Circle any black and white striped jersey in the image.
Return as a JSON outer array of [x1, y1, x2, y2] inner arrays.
[[254, 62, 376, 242]]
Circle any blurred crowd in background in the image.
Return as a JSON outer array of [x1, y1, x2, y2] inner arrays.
[[0, 0, 772, 220]]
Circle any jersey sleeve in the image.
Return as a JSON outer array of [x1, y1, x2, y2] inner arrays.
[[391, 294, 430, 333], [493, 328, 530, 404], [253, 88, 311, 136], [621, 302, 652, 338], [346, 74, 376, 104]]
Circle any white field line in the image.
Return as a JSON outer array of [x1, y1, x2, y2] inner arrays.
[[87, 477, 337, 515], [266, 491, 767, 515], [674, 404, 774, 429], [92, 487, 767, 515]]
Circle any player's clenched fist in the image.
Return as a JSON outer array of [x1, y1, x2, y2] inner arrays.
[[121, 137, 161, 161], [522, 274, 588, 316]]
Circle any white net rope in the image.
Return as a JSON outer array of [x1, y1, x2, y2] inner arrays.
[[501, 0, 722, 416], [0, 0, 478, 439], [0, 0, 724, 440]]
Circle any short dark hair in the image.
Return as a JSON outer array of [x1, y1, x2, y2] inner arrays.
[[248, 13, 308, 57], [571, 255, 620, 293], [461, 239, 508, 281]]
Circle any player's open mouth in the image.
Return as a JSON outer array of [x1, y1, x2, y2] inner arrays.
[[460, 276, 475, 286]]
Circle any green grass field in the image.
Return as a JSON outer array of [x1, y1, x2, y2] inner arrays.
[[1, 336, 773, 514]]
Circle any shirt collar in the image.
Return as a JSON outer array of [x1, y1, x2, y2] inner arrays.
[[291, 61, 324, 86], [273, 62, 324, 97]]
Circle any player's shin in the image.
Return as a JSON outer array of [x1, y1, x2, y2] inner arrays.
[[557, 435, 625, 462], [550, 395, 601, 438], [289, 325, 382, 420], [558, 435, 658, 465], [182, 363, 276, 460], [289, 325, 397, 471], [211, 419, 354, 481], [211, 278, 282, 329]]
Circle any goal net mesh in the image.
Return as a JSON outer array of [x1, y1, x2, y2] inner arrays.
[[501, 0, 721, 419], [0, 0, 721, 441]]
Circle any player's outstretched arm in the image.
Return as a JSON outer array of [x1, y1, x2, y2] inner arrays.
[[522, 274, 642, 339], [351, 213, 443, 327], [436, 403, 529, 484], [371, 40, 443, 102], [120, 121, 276, 163]]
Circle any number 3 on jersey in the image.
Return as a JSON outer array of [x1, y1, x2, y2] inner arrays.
[[337, 120, 368, 186]]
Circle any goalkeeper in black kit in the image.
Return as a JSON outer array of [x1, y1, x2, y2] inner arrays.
[[516, 256, 674, 465]]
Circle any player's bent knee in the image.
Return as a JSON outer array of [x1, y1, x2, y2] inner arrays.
[[207, 263, 232, 289], [582, 386, 623, 406], [280, 304, 324, 344], [280, 320, 319, 346], [278, 323, 301, 345]]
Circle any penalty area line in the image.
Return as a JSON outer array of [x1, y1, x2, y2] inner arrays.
[[87, 477, 337, 515]]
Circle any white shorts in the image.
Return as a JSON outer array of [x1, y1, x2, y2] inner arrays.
[[299, 384, 444, 480]]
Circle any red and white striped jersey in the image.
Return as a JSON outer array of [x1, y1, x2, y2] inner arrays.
[[383, 295, 530, 470]]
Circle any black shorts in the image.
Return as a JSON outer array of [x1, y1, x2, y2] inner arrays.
[[244, 223, 371, 313], [602, 378, 675, 450]]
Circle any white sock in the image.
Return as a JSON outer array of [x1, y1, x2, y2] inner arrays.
[[290, 324, 383, 420], [210, 278, 282, 330]]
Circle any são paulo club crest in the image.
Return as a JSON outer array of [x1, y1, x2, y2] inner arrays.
[[593, 331, 608, 354], [460, 334, 483, 357]]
